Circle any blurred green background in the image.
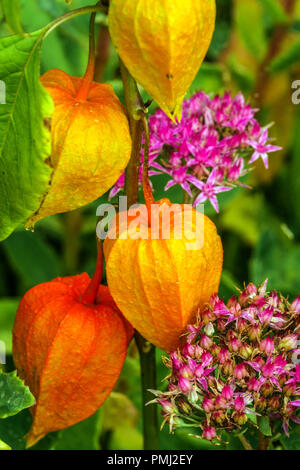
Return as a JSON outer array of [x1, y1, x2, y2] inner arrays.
[[0, 0, 300, 450]]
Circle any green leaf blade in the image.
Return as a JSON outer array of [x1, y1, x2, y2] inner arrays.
[[0, 30, 53, 241], [0, 370, 35, 419]]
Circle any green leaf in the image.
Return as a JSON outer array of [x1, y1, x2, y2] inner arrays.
[[53, 410, 102, 450], [0, 0, 24, 35], [0, 29, 53, 241], [234, 0, 267, 61], [280, 422, 300, 450], [0, 409, 31, 449], [290, 110, 300, 228], [189, 63, 225, 96], [0, 370, 35, 419], [0, 298, 19, 355], [260, 0, 289, 26], [250, 228, 300, 297], [0, 438, 11, 449], [269, 38, 300, 72], [2, 230, 60, 287], [258, 416, 272, 437]]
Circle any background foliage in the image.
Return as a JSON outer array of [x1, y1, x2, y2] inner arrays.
[[0, 0, 300, 450]]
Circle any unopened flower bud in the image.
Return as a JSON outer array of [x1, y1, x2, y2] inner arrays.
[[202, 308, 216, 324], [255, 396, 267, 412], [283, 382, 296, 397], [204, 322, 215, 337], [217, 348, 230, 364], [248, 377, 260, 392], [228, 336, 242, 353], [200, 334, 213, 350], [217, 318, 227, 332], [202, 396, 214, 413], [202, 426, 217, 441], [212, 409, 226, 424], [237, 318, 248, 334], [223, 359, 234, 376], [260, 382, 274, 397], [234, 363, 248, 380], [181, 365, 194, 379], [233, 411, 248, 426], [239, 343, 253, 360], [215, 395, 227, 409], [210, 344, 221, 357], [179, 376, 193, 394], [267, 395, 281, 411], [234, 396, 246, 412], [291, 296, 300, 313], [222, 385, 234, 401], [260, 337, 275, 356], [248, 323, 261, 341], [183, 343, 195, 358], [279, 334, 298, 351], [158, 399, 177, 415], [178, 399, 192, 415]]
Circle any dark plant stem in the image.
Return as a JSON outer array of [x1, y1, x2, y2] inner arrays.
[[120, 61, 159, 450], [238, 433, 253, 450], [94, 24, 110, 82], [254, 0, 296, 105], [258, 431, 270, 450], [135, 333, 159, 450], [120, 61, 144, 207]]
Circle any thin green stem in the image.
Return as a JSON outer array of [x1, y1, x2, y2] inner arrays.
[[238, 433, 253, 450], [76, 11, 97, 100], [120, 61, 159, 450], [135, 333, 159, 450], [257, 417, 270, 450], [44, 4, 107, 39], [120, 61, 144, 207]]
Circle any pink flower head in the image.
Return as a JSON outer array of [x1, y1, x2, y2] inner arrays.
[[110, 92, 281, 212]]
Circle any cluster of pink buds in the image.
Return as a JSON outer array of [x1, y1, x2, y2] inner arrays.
[[150, 280, 300, 443], [110, 91, 281, 212]]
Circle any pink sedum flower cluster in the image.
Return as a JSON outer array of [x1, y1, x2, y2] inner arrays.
[[151, 281, 300, 443], [110, 92, 281, 212]]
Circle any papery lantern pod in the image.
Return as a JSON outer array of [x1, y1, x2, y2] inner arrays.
[[104, 200, 223, 352], [26, 10, 131, 228], [12, 245, 133, 447], [108, 0, 216, 120], [25, 69, 131, 227]]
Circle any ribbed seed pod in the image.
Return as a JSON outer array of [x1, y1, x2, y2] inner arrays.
[[109, 0, 216, 120]]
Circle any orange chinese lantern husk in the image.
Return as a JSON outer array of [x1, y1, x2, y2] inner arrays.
[[108, 0, 216, 120], [26, 69, 131, 227], [104, 200, 223, 352], [12, 272, 132, 447]]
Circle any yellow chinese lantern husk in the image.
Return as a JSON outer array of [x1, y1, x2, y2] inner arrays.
[[108, 0, 216, 120], [26, 69, 131, 227], [104, 201, 223, 352]]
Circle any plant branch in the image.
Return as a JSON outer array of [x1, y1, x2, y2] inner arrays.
[[135, 333, 159, 450], [120, 61, 159, 450], [120, 60, 144, 206], [238, 433, 253, 450]]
